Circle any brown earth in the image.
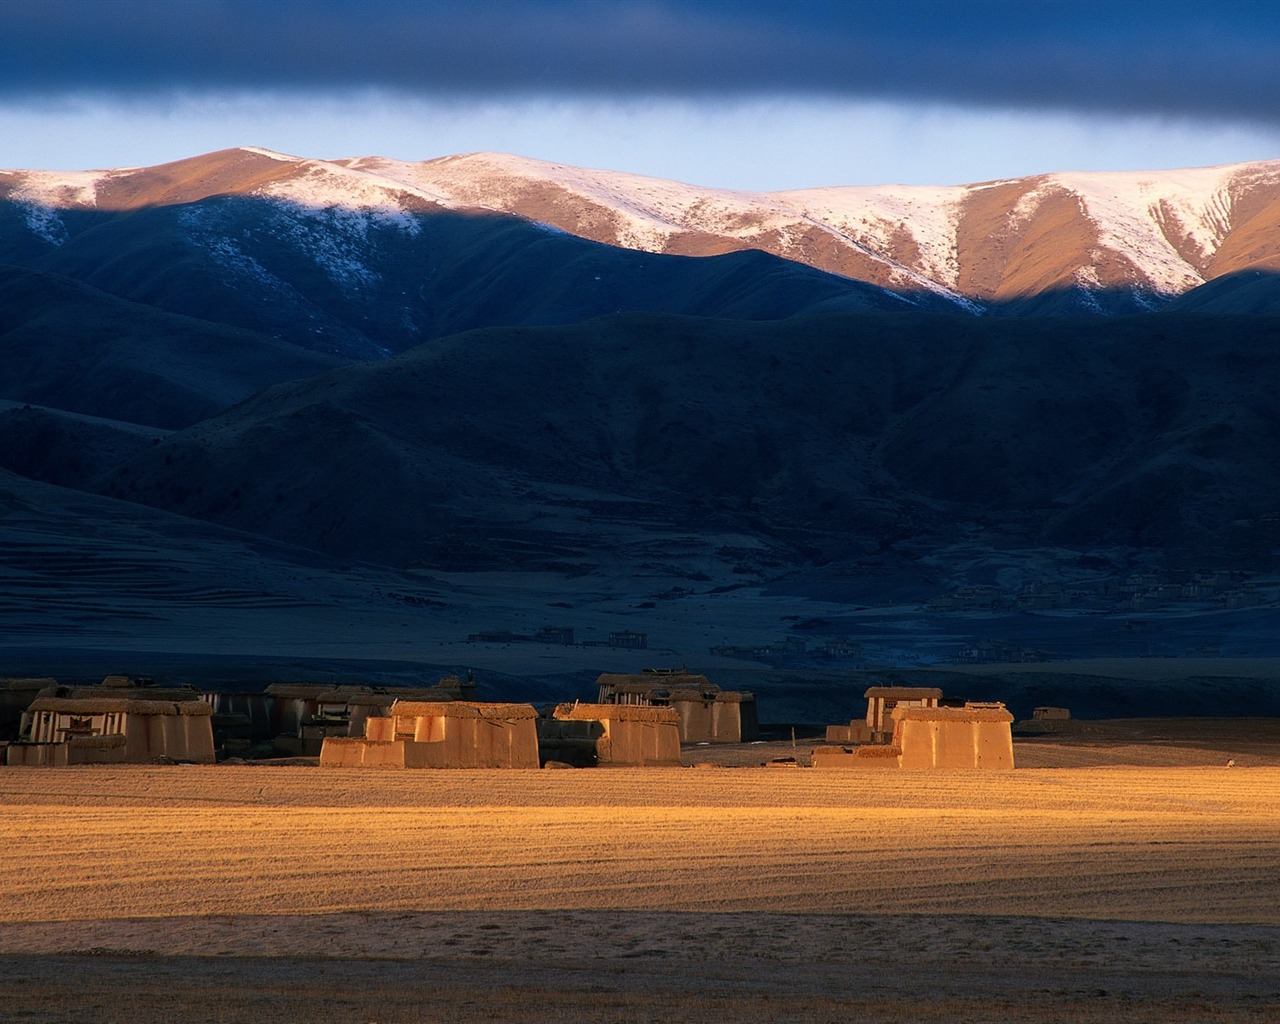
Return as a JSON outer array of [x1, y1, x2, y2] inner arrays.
[[1, 725, 1278, 1022]]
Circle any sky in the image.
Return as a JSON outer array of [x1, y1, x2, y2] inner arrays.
[[3, 0, 1280, 190]]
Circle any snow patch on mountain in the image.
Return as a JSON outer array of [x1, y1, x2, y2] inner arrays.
[[792, 208, 981, 312], [1063, 165, 1243, 265], [255, 161, 425, 237], [238, 146, 302, 163], [15, 202, 69, 246], [246, 159, 462, 291], [360, 152, 710, 250], [206, 236, 283, 289], [780, 184, 966, 290], [178, 206, 287, 294], [1073, 266, 1105, 312], [266, 204, 383, 290], [9, 170, 104, 245], [1010, 185, 1048, 226], [9, 170, 102, 208], [326, 156, 457, 209], [1051, 167, 1248, 294]]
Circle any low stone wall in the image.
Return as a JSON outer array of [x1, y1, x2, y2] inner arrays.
[[824, 721, 872, 744], [811, 744, 901, 769], [320, 738, 421, 768], [4, 742, 69, 767], [68, 734, 128, 765]]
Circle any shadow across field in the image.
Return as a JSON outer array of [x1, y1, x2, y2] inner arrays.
[[2, 911, 1278, 1024]]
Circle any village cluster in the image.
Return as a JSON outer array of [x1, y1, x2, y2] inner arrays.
[[0, 670, 1016, 770]]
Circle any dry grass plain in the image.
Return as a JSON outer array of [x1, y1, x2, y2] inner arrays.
[[2, 729, 1279, 1023]]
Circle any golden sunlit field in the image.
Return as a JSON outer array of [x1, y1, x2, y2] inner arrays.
[[2, 735, 1279, 1023]]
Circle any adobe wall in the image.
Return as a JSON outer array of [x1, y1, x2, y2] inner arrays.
[[320, 738, 416, 768], [365, 716, 395, 741], [669, 696, 756, 744], [810, 745, 900, 769], [417, 717, 539, 769], [709, 702, 738, 744], [126, 714, 158, 761], [825, 721, 872, 744], [893, 708, 1015, 769], [673, 700, 715, 743], [67, 736, 127, 766], [123, 712, 216, 764], [327, 716, 540, 769], [0, 679, 53, 738], [970, 719, 1015, 768], [346, 704, 384, 737], [548, 705, 681, 765], [864, 688, 944, 740], [599, 719, 681, 766], [181, 714, 217, 764], [4, 742, 69, 767], [206, 692, 277, 741], [273, 697, 314, 736]]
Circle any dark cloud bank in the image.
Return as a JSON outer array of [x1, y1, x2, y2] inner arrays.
[[4, 0, 1280, 125]]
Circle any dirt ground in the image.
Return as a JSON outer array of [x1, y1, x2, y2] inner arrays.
[[2, 723, 1279, 1023]]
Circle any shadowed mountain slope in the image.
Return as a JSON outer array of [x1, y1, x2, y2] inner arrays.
[[95, 310, 1280, 574], [0, 263, 348, 428], [1165, 269, 1280, 316], [0, 402, 166, 489]]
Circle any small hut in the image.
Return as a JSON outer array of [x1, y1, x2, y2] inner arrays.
[[661, 687, 758, 744], [14, 695, 215, 765], [320, 700, 540, 768], [595, 671, 758, 744], [598, 671, 715, 705], [863, 686, 943, 742], [813, 702, 1014, 770], [260, 678, 471, 756], [891, 702, 1015, 769], [539, 703, 681, 766]]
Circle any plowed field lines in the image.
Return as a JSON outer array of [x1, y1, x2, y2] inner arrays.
[[2, 765, 1277, 924]]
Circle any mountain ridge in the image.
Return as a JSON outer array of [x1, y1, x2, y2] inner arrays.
[[0, 166, 935, 361], [8, 147, 1280, 315]]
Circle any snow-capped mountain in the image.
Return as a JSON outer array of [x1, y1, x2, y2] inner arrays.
[[0, 147, 925, 362], [6, 147, 1280, 316], [347, 152, 1280, 314]]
